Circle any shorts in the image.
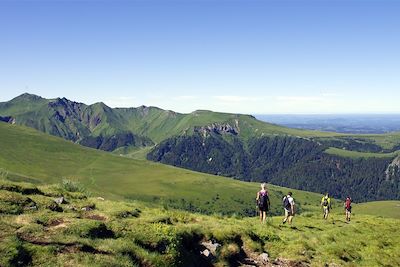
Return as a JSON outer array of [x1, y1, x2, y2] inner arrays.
[[285, 209, 293, 217], [345, 207, 352, 213]]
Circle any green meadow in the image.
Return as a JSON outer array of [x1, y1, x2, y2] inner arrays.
[[355, 201, 400, 219], [1, 180, 399, 267], [324, 147, 399, 159]]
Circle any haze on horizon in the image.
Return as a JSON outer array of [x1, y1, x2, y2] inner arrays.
[[1, 0, 399, 114]]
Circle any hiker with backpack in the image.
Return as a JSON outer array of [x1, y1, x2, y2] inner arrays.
[[321, 193, 332, 220], [282, 192, 295, 225], [344, 196, 352, 222], [256, 183, 270, 224]]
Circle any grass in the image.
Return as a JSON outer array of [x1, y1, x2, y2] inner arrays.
[[112, 146, 155, 160], [0, 179, 399, 267], [355, 201, 400, 219], [0, 122, 326, 216], [324, 147, 399, 159], [350, 132, 400, 150]]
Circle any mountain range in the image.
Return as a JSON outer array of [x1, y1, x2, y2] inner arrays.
[[1, 93, 400, 202]]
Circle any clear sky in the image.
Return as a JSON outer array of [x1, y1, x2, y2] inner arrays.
[[1, 0, 399, 114]]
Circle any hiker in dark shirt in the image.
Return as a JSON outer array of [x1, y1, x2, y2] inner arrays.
[[256, 183, 270, 224], [344, 196, 352, 222]]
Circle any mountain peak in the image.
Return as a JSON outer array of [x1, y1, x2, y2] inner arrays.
[[89, 102, 112, 112], [11, 93, 44, 102], [92, 102, 109, 108]]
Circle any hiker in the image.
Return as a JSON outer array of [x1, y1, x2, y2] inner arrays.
[[256, 183, 270, 223], [344, 196, 352, 222], [282, 192, 295, 225], [321, 193, 332, 220]]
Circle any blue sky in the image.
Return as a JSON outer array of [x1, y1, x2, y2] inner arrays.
[[1, 0, 399, 114]]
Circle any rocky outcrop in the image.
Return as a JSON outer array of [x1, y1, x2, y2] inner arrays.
[[194, 122, 239, 137], [385, 155, 400, 180]]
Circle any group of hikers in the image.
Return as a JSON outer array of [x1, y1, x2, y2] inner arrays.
[[255, 183, 353, 224]]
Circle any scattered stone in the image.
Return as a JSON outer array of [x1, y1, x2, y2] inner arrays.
[[25, 205, 38, 211], [81, 203, 95, 211], [201, 249, 210, 257], [54, 197, 66, 204], [201, 240, 221, 255], [258, 253, 269, 264]]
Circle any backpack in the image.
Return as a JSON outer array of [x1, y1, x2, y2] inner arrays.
[[322, 197, 328, 207], [258, 191, 269, 209], [283, 196, 291, 210], [345, 198, 352, 209]]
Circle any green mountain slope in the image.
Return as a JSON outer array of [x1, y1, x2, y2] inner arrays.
[[2, 93, 400, 204], [3, 93, 400, 154], [0, 94, 154, 151], [0, 93, 344, 151], [0, 122, 324, 215]]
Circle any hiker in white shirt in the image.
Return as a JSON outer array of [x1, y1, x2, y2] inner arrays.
[[282, 192, 295, 225]]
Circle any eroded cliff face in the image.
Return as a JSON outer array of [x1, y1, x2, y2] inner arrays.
[[194, 122, 239, 138], [385, 155, 400, 180]]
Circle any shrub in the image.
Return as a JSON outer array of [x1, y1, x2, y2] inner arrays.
[[61, 179, 86, 193]]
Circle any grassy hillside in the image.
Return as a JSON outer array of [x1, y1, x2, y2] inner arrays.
[[324, 147, 399, 159], [1, 180, 399, 267], [348, 132, 400, 150], [0, 122, 325, 216], [355, 201, 400, 219]]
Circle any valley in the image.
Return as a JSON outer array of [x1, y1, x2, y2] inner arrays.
[[1, 93, 400, 204]]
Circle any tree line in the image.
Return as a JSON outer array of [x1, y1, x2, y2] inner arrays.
[[147, 134, 400, 202]]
